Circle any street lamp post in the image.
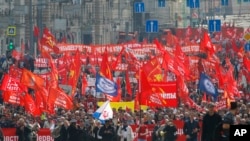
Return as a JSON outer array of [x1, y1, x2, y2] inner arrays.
[[29, 0, 34, 55]]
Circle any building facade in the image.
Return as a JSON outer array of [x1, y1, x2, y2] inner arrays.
[[0, 0, 249, 55]]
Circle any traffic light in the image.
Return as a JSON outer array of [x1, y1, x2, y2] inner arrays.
[[8, 39, 14, 50]]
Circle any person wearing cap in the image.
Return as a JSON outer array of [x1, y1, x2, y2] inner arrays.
[[201, 103, 222, 141], [98, 120, 115, 141], [117, 120, 134, 141], [220, 102, 238, 141]]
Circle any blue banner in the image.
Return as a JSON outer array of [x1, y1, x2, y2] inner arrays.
[[198, 73, 218, 98], [95, 73, 118, 96]]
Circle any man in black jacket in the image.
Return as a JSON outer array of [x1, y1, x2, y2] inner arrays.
[[16, 118, 32, 141], [183, 112, 200, 141], [67, 119, 78, 141], [99, 120, 115, 141], [202, 103, 222, 141]]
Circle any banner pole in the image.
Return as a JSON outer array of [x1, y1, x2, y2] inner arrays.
[[138, 69, 142, 124]]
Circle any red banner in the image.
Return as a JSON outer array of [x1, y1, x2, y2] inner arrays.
[[150, 82, 178, 107], [2, 120, 202, 141]]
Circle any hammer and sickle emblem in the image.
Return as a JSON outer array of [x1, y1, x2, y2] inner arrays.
[[45, 37, 55, 47]]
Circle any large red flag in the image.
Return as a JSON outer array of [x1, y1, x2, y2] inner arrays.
[[67, 50, 82, 95], [8, 66, 22, 81], [0, 74, 27, 92], [20, 69, 45, 89], [125, 71, 132, 96], [111, 47, 125, 69], [40, 27, 59, 53], [200, 32, 215, 55], [2, 91, 24, 106], [142, 57, 163, 82], [24, 94, 41, 116], [49, 88, 73, 110], [138, 70, 152, 105], [81, 74, 88, 95], [149, 81, 178, 107], [243, 56, 250, 71], [100, 49, 113, 80]]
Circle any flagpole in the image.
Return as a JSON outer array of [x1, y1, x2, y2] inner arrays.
[[138, 68, 142, 124]]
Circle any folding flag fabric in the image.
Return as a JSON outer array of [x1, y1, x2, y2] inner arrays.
[[142, 57, 163, 82], [20, 69, 45, 90], [93, 100, 113, 121], [95, 73, 118, 96], [100, 50, 113, 80], [40, 27, 59, 53], [2, 91, 24, 106], [198, 73, 218, 98], [0, 74, 27, 92], [24, 94, 41, 116]]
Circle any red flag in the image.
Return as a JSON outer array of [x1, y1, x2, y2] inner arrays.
[[134, 91, 140, 111], [163, 52, 180, 76], [81, 74, 88, 95], [11, 50, 22, 60], [125, 71, 132, 96], [243, 56, 250, 71], [20, 69, 45, 89], [2, 91, 24, 106], [24, 94, 41, 116], [100, 49, 113, 80], [49, 87, 73, 110], [142, 57, 163, 82], [200, 32, 215, 55], [176, 77, 189, 101], [149, 81, 178, 107], [111, 47, 125, 69], [38, 87, 55, 115], [34, 91, 45, 114], [0, 74, 27, 92], [67, 50, 82, 95], [40, 27, 59, 53], [139, 70, 152, 105], [9, 66, 22, 81]]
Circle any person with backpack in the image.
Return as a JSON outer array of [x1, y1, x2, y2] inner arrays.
[[201, 103, 222, 141]]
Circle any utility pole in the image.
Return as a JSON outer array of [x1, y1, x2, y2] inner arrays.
[[29, 0, 34, 55]]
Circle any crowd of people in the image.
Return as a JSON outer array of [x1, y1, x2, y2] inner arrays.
[[0, 32, 249, 141]]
